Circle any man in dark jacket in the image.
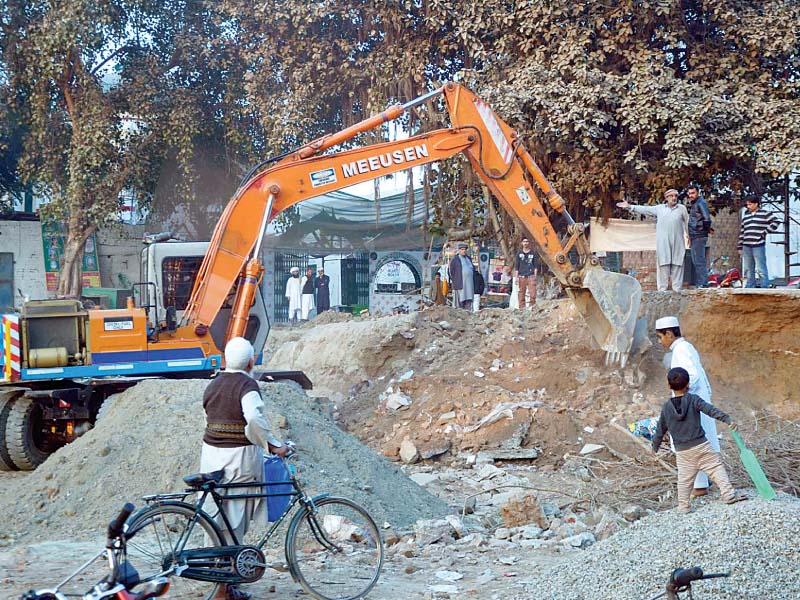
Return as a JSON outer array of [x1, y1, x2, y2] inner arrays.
[[687, 185, 712, 288], [653, 367, 744, 513], [315, 268, 330, 312], [448, 243, 474, 309]]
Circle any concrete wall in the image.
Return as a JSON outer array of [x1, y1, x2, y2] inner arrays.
[[96, 225, 147, 288], [0, 219, 48, 303]]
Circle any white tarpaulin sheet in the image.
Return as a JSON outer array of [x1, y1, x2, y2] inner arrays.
[[590, 217, 657, 253]]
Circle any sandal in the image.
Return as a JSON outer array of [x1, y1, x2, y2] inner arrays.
[[225, 585, 252, 600], [725, 494, 748, 505]]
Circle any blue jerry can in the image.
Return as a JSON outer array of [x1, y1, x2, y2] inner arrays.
[[263, 455, 292, 521]]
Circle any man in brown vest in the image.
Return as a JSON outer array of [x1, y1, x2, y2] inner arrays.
[[200, 336, 288, 600]]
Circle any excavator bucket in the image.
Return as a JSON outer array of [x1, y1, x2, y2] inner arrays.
[[567, 266, 643, 367]]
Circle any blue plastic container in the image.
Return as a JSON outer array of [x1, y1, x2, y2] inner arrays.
[[263, 456, 292, 522]]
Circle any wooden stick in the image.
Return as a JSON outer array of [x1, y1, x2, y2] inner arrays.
[[610, 420, 677, 474]]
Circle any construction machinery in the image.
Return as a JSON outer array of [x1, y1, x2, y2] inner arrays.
[[1, 82, 641, 470]]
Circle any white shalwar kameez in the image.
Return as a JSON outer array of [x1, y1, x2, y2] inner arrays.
[[669, 337, 719, 489], [627, 203, 688, 291], [285, 276, 303, 321], [199, 369, 282, 544]]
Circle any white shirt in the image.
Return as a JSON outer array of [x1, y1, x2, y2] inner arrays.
[[669, 338, 712, 401]]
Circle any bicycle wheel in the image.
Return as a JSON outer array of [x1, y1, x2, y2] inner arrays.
[[285, 497, 384, 600], [126, 502, 223, 600]]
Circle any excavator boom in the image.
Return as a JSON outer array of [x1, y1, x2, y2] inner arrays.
[[183, 83, 642, 364]]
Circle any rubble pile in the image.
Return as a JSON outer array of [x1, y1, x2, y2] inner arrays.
[[0, 379, 449, 544]]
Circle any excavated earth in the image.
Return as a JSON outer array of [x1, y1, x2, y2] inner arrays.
[[1, 289, 798, 599]]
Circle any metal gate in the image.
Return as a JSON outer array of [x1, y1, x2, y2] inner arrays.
[[0, 253, 13, 310], [341, 253, 370, 309], [273, 252, 309, 322]]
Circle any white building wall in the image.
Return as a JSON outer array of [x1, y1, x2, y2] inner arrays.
[[0, 219, 48, 303]]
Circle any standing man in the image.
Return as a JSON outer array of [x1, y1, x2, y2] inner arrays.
[[655, 316, 719, 498], [200, 337, 288, 600], [472, 267, 485, 313], [315, 267, 330, 313], [687, 185, 712, 288], [514, 237, 538, 309], [448, 243, 474, 309], [284, 267, 302, 324], [617, 189, 689, 291], [738, 196, 780, 288], [300, 266, 315, 320]]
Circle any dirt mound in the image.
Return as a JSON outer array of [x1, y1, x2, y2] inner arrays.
[[0, 379, 449, 544]]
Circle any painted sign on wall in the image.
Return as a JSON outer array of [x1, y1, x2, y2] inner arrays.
[[41, 220, 101, 292]]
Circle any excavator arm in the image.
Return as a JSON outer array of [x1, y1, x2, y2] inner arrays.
[[181, 83, 641, 364]]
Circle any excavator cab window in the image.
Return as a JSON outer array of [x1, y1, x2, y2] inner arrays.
[[161, 257, 203, 311]]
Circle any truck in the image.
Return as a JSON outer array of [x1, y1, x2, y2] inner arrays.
[[1, 82, 642, 470]]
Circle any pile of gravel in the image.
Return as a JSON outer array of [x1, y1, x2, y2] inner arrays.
[[0, 379, 449, 543], [520, 495, 800, 599]]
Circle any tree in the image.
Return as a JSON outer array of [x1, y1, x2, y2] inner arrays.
[[0, 1, 253, 295], [222, 0, 800, 234]]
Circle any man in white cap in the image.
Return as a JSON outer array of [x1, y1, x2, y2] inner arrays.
[[285, 267, 302, 323], [200, 337, 288, 600], [655, 316, 719, 497], [448, 243, 474, 309], [617, 189, 689, 292]]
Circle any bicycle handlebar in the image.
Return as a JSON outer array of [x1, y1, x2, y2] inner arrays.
[[671, 567, 730, 587], [107, 502, 135, 541]]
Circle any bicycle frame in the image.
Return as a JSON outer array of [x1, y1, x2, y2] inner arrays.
[[141, 474, 335, 565]]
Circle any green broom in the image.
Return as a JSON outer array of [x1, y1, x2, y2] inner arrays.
[[731, 430, 777, 500]]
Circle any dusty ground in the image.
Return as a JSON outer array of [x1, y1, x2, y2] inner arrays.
[[1, 290, 799, 599]]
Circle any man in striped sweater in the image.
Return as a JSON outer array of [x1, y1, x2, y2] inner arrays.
[[737, 196, 780, 288]]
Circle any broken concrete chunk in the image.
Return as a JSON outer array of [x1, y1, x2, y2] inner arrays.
[[579, 443, 604, 455], [386, 392, 412, 411], [438, 411, 456, 422], [499, 493, 548, 529], [399, 438, 420, 464], [622, 504, 644, 522], [414, 518, 455, 546], [420, 440, 452, 460], [435, 570, 464, 582], [562, 531, 596, 549]]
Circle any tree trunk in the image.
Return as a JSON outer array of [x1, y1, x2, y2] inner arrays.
[[56, 213, 96, 297]]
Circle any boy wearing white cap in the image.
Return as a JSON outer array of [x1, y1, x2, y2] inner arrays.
[[655, 316, 720, 497], [200, 337, 288, 600]]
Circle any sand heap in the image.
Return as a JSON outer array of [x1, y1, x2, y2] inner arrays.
[[0, 379, 449, 543]]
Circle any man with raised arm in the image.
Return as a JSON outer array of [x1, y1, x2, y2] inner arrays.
[[200, 337, 289, 600], [617, 189, 689, 292]]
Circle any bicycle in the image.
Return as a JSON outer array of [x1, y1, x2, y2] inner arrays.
[[21, 503, 170, 600], [648, 566, 730, 600], [124, 447, 384, 600]]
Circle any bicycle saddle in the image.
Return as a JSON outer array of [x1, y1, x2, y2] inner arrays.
[[183, 470, 225, 488]]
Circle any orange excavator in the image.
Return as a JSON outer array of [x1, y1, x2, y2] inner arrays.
[[1, 83, 641, 469], [184, 81, 641, 361]]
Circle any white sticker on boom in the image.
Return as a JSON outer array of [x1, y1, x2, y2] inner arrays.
[[310, 167, 337, 188], [474, 99, 514, 164], [516, 186, 532, 205]]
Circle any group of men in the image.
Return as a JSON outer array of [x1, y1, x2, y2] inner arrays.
[[284, 266, 330, 322], [618, 186, 780, 291], [446, 238, 539, 311]]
